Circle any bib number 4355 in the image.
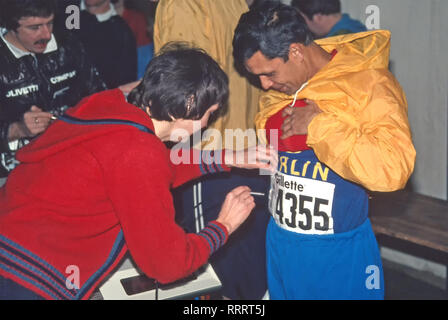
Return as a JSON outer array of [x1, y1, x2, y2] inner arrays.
[[269, 175, 335, 235], [274, 189, 331, 232]]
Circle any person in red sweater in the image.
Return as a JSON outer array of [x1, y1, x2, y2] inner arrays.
[[0, 47, 274, 300]]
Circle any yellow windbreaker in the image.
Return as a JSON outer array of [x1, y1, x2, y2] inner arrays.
[[154, 0, 261, 150], [255, 30, 416, 192]]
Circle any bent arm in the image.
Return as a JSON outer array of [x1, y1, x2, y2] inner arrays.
[[307, 72, 416, 191], [105, 135, 228, 284]]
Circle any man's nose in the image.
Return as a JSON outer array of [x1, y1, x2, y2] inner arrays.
[[40, 25, 52, 39], [259, 76, 273, 90]]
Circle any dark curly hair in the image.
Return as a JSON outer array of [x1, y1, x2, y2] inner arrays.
[[0, 0, 56, 31], [233, 0, 314, 67], [128, 43, 229, 122], [291, 0, 341, 20]]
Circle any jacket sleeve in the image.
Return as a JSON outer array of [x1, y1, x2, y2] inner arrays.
[[0, 83, 10, 153], [104, 132, 228, 284], [0, 121, 10, 154], [117, 23, 138, 85], [154, 0, 210, 54], [169, 148, 231, 188], [76, 40, 108, 94], [307, 70, 416, 192]]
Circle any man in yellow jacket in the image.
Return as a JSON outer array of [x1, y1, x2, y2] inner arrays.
[[153, 0, 269, 300], [233, 1, 416, 299]]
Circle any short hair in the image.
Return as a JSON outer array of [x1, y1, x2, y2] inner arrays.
[[291, 0, 341, 20], [249, 0, 279, 9], [233, 0, 314, 67], [0, 0, 56, 31], [128, 43, 229, 122]]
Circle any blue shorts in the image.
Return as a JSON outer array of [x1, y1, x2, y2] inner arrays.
[[266, 218, 384, 300]]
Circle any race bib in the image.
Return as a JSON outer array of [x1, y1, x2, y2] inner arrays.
[[269, 171, 335, 235]]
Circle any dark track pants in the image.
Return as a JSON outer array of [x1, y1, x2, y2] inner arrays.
[[173, 169, 270, 300]]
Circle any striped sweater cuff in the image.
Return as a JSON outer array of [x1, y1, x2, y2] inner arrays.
[[198, 150, 230, 175], [197, 221, 229, 255]]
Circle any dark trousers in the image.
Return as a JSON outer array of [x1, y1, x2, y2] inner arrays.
[[173, 169, 270, 300], [0, 276, 44, 300]]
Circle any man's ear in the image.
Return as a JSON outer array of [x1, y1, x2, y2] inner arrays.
[[289, 43, 305, 62], [145, 106, 151, 116]]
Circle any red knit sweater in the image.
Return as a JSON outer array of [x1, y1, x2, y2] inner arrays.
[[0, 89, 229, 299]]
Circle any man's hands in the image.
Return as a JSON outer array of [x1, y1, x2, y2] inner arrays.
[[8, 106, 53, 142], [216, 186, 256, 235], [281, 99, 321, 139]]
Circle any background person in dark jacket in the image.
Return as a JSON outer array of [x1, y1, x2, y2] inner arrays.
[[0, 0, 107, 181], [61, 0, 138, 88], [112, 0, 154, 80]]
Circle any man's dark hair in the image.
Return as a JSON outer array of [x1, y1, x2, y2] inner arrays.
[[291, 0, 341, 20], [0, 0, 56, 31], [249, 0, 279, 9], [233, 0, 314, 67], [128, 43, 229, 122]]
